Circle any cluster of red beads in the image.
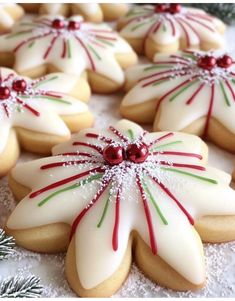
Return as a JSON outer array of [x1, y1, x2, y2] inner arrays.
[[103, 143, 149, 165], [52, 19, 81, 31], [0, 79, 27, 100], [197, 55, 233, 71], [155, 4, 181, 14]]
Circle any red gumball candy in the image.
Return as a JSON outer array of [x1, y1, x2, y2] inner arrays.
[[0, 86, 10, 100], [169, 4, 181, 14], [155, 4, 167, 13], [68, 20, 81, 30], [103, 145, 124, 165], [197, 56, 217, 71], [126, 143, 149, 164], [217, 55, 233, 69], [12, 79, 27, 92], [52, 19, 65, 29]]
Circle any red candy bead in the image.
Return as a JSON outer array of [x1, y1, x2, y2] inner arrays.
[[197, 55, 217, 71], [0, 86, 10, 100], [155, 4, 167, 13], [217, 55, 233, 69], [68, 20, 81, 30], [126, 144, 149, 164], [103, 145, 124, 165], [12, 79, 27, 92], [52, 19, 65, 29], [169, 4, 181, 14]]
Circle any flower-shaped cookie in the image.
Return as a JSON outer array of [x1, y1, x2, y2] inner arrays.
[[118, 4, 225, 60], [0, 15, 137, 93], [0, 4, 24, 33], [0, 67, 93, 177], [121, 51, 235, 152], [21, 3, 129, 23], [6, 120, 235, 297]]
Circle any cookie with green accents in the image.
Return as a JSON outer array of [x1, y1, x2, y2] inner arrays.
[[121, 51, 235, 152], [0, 15, 137, 93], [6, 119, 235, 297], [21, 3, 129, 23], [0, 67, 93, 177], [118, 4, 225, 60]]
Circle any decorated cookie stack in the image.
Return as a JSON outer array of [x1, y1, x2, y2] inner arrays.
[[1, 3, 235, 298]]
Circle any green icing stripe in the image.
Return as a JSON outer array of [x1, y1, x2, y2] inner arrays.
[[97, 38, 114, 47], [127, 129, 134, 140], [231, 79, 235, 84], [32, 76, 59, 89], [38, 174, 103, 207], [153, 78, 169, 87], [220, 81, 231, 106], [21, 94, 71, 105], [151, 140, 183, 151], [97, 189, 111, 228], [28, 41, 35, 48], [143, 65, 172, 72], [142, 178, 168, 225], [67, 40, 72, 58], [5, 30, 32, 39], [130, 18, 154, 31], [182, 53, 196, 60], [169, 79, 199, 102], [88, 44, 101, 60], [160, 167, 218, 184]]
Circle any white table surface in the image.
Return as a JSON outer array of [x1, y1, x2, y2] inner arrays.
[[1, 22, 235, 298]]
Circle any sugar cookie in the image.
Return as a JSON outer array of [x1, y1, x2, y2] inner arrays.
[[0, 15, 137, 93], [21, 4, 129, 23], [121, 51, 235, 152], [0, 67, 93, 177], [6, 119, 235, 296], [118, 4, 225, 60], [0, 4, 24, 33]]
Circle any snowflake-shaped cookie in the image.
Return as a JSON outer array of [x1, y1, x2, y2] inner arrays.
[[6, 120, 235, 297], [0, 67, 93, 177], [0, 4, 24, 33], [22, 3, 129, 23], [121, 51, 235, 152], [118, 4, 225, 60], [0, 15, 137, 93]]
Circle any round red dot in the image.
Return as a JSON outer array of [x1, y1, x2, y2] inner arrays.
[[197, 55, 217, 71], [217, 55, 233, 69], [12, 79, 27, 92], [52, 19, 65, 29], [155, 4, 167, 13], [103, 145, 124, 165], [0, 86, 10, 100], [68, 20, 81, 30], [126, 144, 149, 164], [169, 4, 181, 14]]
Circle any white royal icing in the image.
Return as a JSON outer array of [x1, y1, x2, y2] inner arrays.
[[0, 4, 21, 28], [122, 50, 235, 135], [0, 67, 89, 153], [119, 5, 225, 50], [7, 120, 235, 289], [0, 15, 134, 83]]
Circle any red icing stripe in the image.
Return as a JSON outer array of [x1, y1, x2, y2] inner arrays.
[[175, 19, 190, 47], [186, 83, 205, 105], [112, 189, 121, 251], [40, 160, 99, 170], [85, 133, 115, 144], [16, 98, 40, 117], [109, 126, 129, 143], [61, 38, 67, 58], [72, 141, 103, 154], [43, 35, 58, 59], [58, 152, 93, 158], [166, 17, 176, 36], [185, 16, 215, 32], [148, 132, 174, 148], [151, 151, 203, 160], [158, 161, 206, 171], [225, 80, 235, 101], [74, 36, 95, 71], [13, 32, 52, 53]]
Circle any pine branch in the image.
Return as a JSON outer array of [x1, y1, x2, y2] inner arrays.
[[187, 3, 235, 25], [0, 275, 44, 298], [0, 229, 15, 260]]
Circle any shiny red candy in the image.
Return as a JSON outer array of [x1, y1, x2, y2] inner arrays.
[[0, 86, 10, 100], [169, 4, 181, 14], [217, 55, 233, 69], [197, 56, 217, 71], [52, 19, 65, 29], [12, 79, 27, 92], [68, 21, 81, 30], [103, 145, 124, 165], [126, 144, 149, 163], [155, 4, 167, 13]]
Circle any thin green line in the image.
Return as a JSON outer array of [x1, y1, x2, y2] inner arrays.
[[182, 53, 196, 60], [67, 40, 72, 59], [38, 174, 103, 207], [143, 65, 172, 72], [151, 140, 183, 151], [21, 94, 71, 105], [160, 167, 218, 184], [28, 41, 35, 48], [5, 30, 32, 39], [97, 189, 111, 228], [162, 24, 167, 32], [220, 81, 231, 107], [88, 44, 101, 60], [142, 178, 168, 225], [97, 38, 114, 47], [33, 76, 59, 89], [153, 78, 169, 86], [127, 129, 134, 140], [169, 79, 198, 102], [231, 79, 235, 84], [130, 19, 154, 31]]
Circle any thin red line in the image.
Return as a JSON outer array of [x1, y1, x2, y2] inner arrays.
[[112, 189, 121, 251], [185, 16, 215, 32], [177, 17, 200, 40], [186, 83, 205, 105], [58, 152, 93, 158], [148, 132, 174, 148], [16, 98, 40, 117], [158, 161, 205, 171], [175, 18, 190, 47], [85, 133, 115, 144], [75, 36, 95, 71], [151, 151, 203, 160], [43, 35, 58, 59], [225, 80, 235, 101], [166, 17, 176, 36], [13, 32, 52, 53], [40, 160, 99, 170], [72, 141, 103, 154], [109, 126, 129, 143], [2, 103, 9, 117], [61, 38, 67, 58]]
